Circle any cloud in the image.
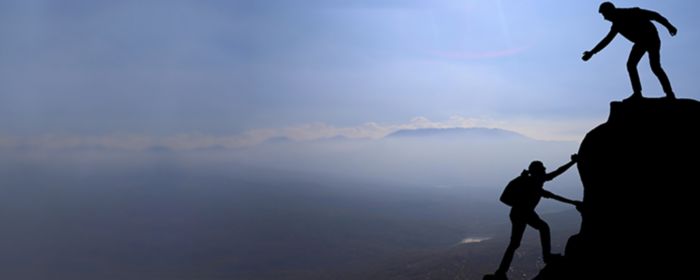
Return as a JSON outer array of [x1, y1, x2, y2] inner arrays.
[[245, 115, 501, 142], [0, 115, 595, 152]]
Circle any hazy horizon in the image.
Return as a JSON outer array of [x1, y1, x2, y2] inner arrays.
[[0, 132, 582, 279]]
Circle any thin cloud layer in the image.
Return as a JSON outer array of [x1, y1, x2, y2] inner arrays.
[[0, 115, 593, 152]]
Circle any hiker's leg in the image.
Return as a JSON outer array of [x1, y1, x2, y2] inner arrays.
[[627, 44, 646, 95], [648, 40, 674, 97], [528, 213, 552, 258], [496, 218, 527, 275]]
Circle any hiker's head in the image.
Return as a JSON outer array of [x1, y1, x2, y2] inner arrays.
[[599, 2, 615, 21], [528, 161, 546, 176]]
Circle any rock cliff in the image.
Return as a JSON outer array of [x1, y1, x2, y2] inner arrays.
[[536, 98, 700, 279]]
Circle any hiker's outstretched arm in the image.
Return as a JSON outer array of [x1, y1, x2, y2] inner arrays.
[[545, 154, 578, 181], [542, 190, 580, 205], [583, 29, 617, 61], [590, 29, 617, 54], [542, 190, 579, 206]]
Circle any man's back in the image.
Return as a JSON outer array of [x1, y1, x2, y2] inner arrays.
[[512, 176, 543, 211], [612, 8, 659, 43]]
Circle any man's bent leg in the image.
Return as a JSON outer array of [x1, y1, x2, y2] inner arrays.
[[528, 213, 555, 262], [627, 44, 646, 98], [648, 41, 675, 98]]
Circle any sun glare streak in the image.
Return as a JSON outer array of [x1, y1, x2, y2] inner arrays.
[[429, 0, 528, 60], [431, 45, 529, 60], [495, 0, 513, 47]]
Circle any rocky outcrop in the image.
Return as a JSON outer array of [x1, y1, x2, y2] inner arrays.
[[536, 98, 700, 279]]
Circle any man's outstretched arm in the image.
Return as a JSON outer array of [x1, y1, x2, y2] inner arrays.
[[542, 190, 583, 211], [542, 190, 581, 206], [583, 29, 617, 61], [544, 154, 578, 181], [645, 9, 677, 36]]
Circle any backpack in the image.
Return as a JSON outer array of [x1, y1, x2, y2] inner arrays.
[[500, 174, 528, 207]]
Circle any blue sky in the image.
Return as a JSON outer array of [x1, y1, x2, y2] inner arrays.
[[2, 0, 699, 148]]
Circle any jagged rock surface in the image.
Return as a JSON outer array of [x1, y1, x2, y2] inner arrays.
[[535, 98, 700, 279]]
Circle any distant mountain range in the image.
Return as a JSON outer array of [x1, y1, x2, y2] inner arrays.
[[256, 127, 531, 147], [385, 127, 529, 140]]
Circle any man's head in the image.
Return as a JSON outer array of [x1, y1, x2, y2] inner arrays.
[[528, 161, 546, 177], [599, 2, 616, 21]]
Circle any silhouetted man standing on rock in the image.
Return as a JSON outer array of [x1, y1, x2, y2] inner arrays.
[[582, 2, 677, 100], [485, 155, 581, 280]]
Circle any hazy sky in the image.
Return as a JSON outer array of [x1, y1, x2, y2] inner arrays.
[[2, 0, 700, 147]]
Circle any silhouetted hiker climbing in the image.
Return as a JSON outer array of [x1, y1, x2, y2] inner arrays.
[[484, 154, 581, 280], [582, 2, 677, 100]]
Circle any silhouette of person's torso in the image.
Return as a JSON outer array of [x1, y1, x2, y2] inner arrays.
[[612, 8, 659, 44], [513, 176, 545, 211]]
